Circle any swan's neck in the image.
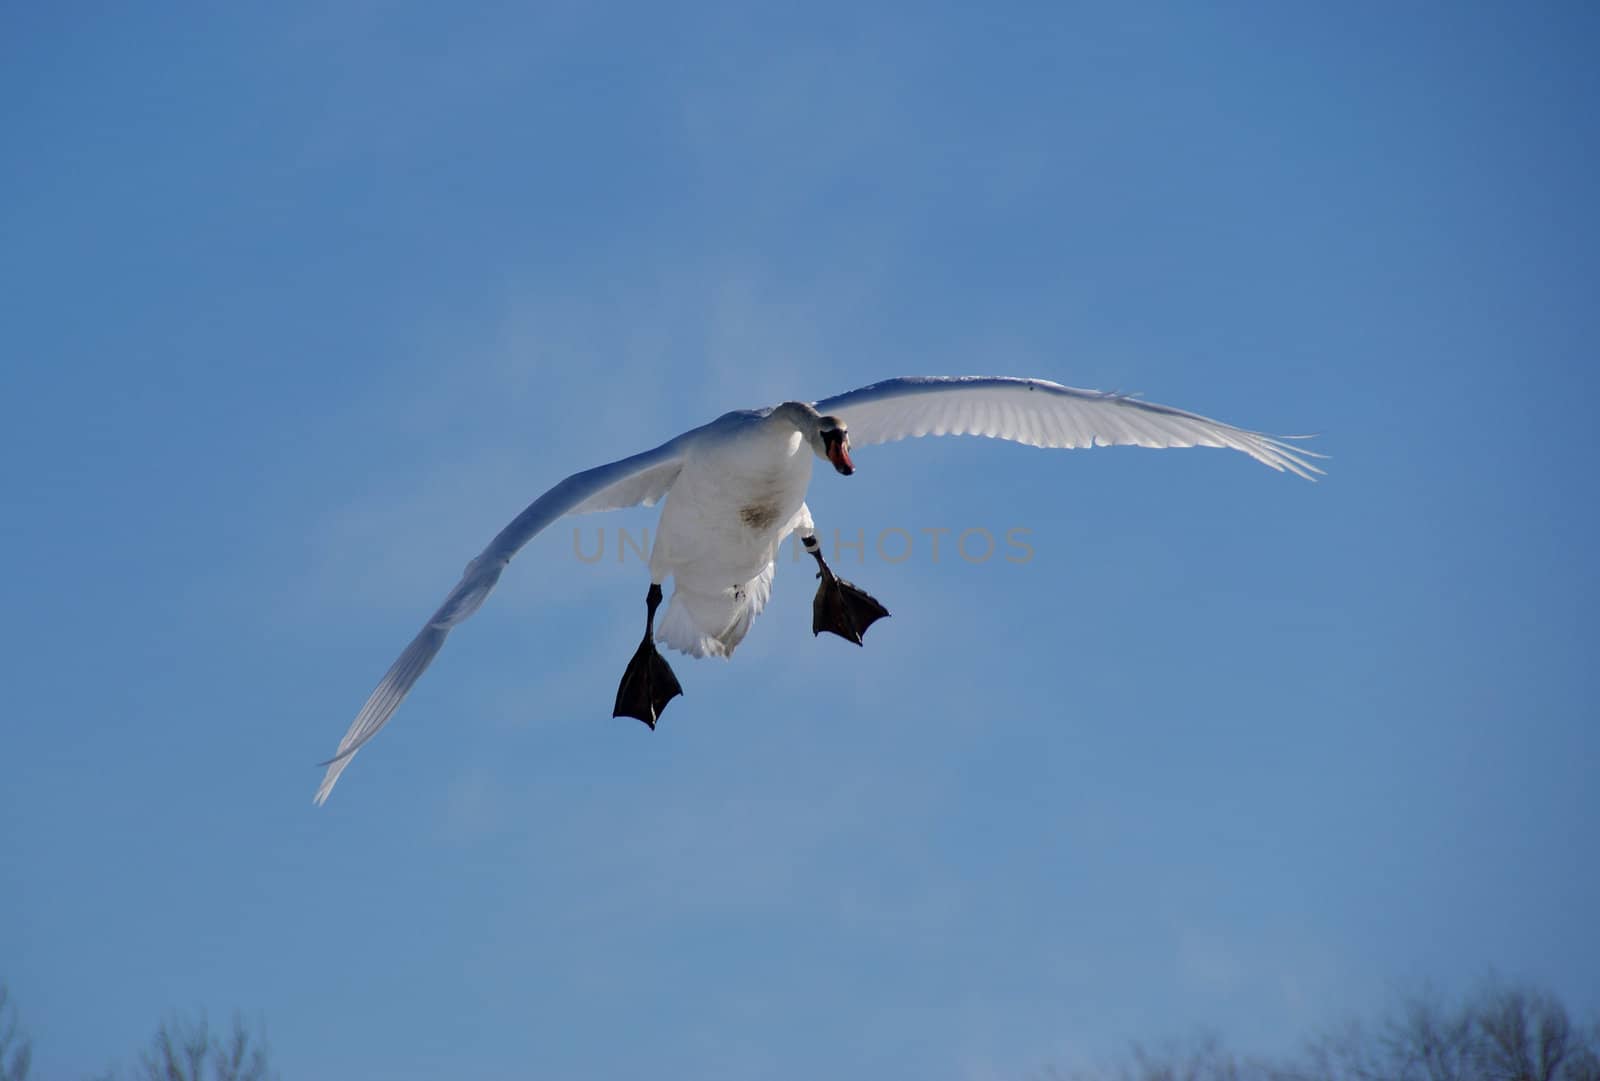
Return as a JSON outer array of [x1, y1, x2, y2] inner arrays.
[[771, 401, 823, 442]]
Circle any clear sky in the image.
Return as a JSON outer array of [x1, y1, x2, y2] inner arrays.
[[2, 3, 1596, 1079]]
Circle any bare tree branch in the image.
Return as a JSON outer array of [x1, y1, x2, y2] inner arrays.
[[0, 986, 31, 1081], [107, 1014, 275, 1081], [1040, 980, 1600, 1081]]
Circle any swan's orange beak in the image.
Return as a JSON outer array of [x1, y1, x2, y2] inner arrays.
[[825, 432, 854, 475]]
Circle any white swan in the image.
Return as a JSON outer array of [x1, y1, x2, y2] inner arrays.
[[315, 376, 1322, 804]]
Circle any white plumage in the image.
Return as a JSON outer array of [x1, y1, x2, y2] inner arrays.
[[315, 376, 1321, 804]]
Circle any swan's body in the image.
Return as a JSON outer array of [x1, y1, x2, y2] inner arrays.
[[652, 405, 816, 657], [315, 376, 1321, 804]]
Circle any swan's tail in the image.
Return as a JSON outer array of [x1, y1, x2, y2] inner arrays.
[[657, 563, 776, 658]]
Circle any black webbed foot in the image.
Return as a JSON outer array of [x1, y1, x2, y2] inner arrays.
[[806, 537, 890, 645], [613, 582, 682, 727], [612, 635, 682, 728]]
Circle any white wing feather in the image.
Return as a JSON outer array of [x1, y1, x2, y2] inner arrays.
[[813, 376, 1323, 479], [313, 432, 692, 805]]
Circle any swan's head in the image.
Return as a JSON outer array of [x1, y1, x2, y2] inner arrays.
[[817, 416, 853, 476], [778, 402, 854, 475]]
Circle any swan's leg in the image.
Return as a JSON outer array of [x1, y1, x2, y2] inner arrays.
[[801, 531, 890, 646], [612, 582, 683, 728]]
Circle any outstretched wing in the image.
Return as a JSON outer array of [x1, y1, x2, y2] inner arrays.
[[314, 431, 694, 805], [813, 376, 1323, 479]]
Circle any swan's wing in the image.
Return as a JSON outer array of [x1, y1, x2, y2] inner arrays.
[[813, 376, 1323, 479], [314, 432, 693, 805]]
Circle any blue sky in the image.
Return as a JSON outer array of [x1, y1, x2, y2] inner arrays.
[[2, 3, 1596, 1079]]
